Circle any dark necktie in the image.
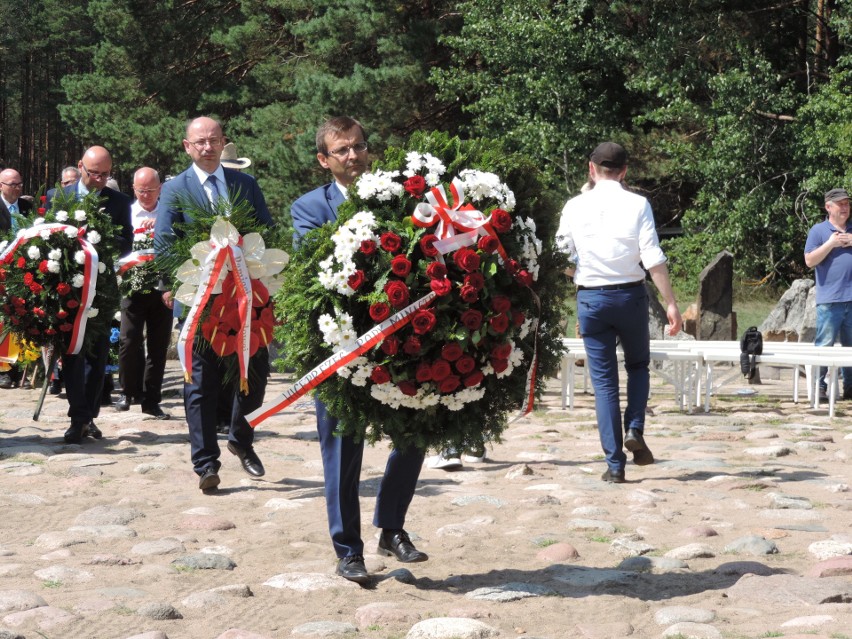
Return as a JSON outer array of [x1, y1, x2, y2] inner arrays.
[[207, 175, 220, 205]]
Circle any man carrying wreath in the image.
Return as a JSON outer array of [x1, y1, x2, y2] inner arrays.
[[291, 116, 428, 585]]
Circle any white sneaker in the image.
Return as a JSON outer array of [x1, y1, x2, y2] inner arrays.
[[426, 451, 463, 471], [461, 452, 487, 463]]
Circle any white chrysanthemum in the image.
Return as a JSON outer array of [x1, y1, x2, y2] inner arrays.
[[27, 245, 40, 260], [64, 227, 78, 238], [337, 365, 354, 379], [47, 260, 61, 273], [319, 256, 334, 271], [318, 313, 336, 333], [423, 153, 446, 175], [336, 313, 354, 332], [349, 211, 376, 228], [55, 210, 68, 222], [87, 230, 101, 245], [74, 209, 86, 221], [97, 262, 106, 273], [356, 170, 403, 202], [48, 248, 62, 260], [424, 172, 441, 187], [40, 230, 51, 240], [518, 317, 533, 340], [33, 217, 45, 226], [318, 270, 335, 290], [116, 275, 123, 285], [87, 307, 99, 318], [114, 311, 121, 321], [72, 273, 85, 288], [74, 250, 86, 265]]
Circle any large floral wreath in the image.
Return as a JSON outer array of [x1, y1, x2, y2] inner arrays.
[[272, 133, 570, 452], [0, 191, 122, 358]]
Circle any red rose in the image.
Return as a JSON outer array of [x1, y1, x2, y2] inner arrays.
[[59, 322, 74, 332], [37, 207, 46, 214], [381, 335, 400, 355], [369, 302, 391, 322], [464, 272, 485, 291], [66, 299, 79, 309], [360, 239, 377, 255], [431, 359, 452, 381], [411, 309, 436, 335], [438, 375, 461, 393], [57, 282, 71, 296], [463, 370, 484, 387], [29, 283, 43, 294], [491, 295, 512, 313], [23, 272, 34, 285], [491, 358, 509, 373], [16, 257, 25, 268], [454, 248, 480, 273], [347, 270, 365, 291], [425, 262, 447, 280], [398, 380, 418, 396], [442, 342, 463, 361], [403, 336, 422, 355], [459, 284, 479, 304], [380, 232, 402, 253], [370, 365, 391, 384], [419, 234, 439, 258], [461, 309, 483, 330], [384, 280, 410, 308], [489, 313, 510, 333], [11, 297, 24, 307], [390, 255, 412, 277], [404, 175, 427, 197], [512, 310, 525, 326], [415, 362, 432, 382], [10, 317, 19, 324], [478, 235, 499, 253], [491, 342, 512, 359], [506, 259, 520, 275], [516, 270, 533, 287], [455, 354, 476, 374], [491, 208, 512, 233], [40, 195, 46, 203], [430, 278, 452, 296], [38, 260, 49, 274]]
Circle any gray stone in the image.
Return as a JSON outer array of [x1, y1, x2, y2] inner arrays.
[[565, 519, 616, 534], [697, 250, 735, 341], [382, 568, 416, 584], [33, 565, 93, 583], [451, 495, 507, 508], [181, 591, 227, 608], [662, 621, 722, 639], [137, 602, 183, 620], [465, 582, 555, 602], [726, 574, 852, 605], [132, 538, 185, 556], [760, 278, 816, 342], [610, 537, 655, 557], [209, 584, 253, 598], [780, 615, 834, 629], [0, 590, 47, 614], [617, 556, 689, 573], [124, 633, 169, 639], [291, 620, 358, 636], [743, 445, 793, 457], [263, 573, 358, 591], [134, 462, 168, 474], [171, 553, 235, 571], [654, 606, 716, 625], [665, 543, 716, 560], [406, 618, 499, 639], [355, 602, 421, 626], [808, 539, 852, 560], [724, 535, 779, 556], [767, 492, 813, 509], [67, 525, 138, 539], [1, 605, 78, 630]]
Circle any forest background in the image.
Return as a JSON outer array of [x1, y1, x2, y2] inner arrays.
[[1, 0, 851, 292]]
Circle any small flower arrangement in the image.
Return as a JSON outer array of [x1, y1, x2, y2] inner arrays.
[[117, 226, 159, 296], [275, 132, 570, 452], [0, 191, 122, 356]]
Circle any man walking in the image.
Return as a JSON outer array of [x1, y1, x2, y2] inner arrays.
[[556, 142, 682, 483], [291, 116, 428, 585]]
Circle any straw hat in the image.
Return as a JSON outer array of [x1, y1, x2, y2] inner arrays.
[[220, 142, 252, 170]]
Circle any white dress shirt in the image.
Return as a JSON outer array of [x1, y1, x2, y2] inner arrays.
[[131, 200, 159, 231], [191, 164, 229, 206], [556, 179, 666, 287]]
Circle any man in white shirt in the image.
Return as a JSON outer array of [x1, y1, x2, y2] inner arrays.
[[115, 167, 173, 419], [556, 142, 682, 483]]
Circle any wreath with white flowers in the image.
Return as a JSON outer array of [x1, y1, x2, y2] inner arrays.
[[273, 132, 570, 452]]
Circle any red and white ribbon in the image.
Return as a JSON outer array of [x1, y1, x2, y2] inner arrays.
[[246, 292, 437, 428], [0, 223, 99, 355], [115, 249, 155, 275]]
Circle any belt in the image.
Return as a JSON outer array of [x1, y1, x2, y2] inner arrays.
[[576, 280, 644, 291]]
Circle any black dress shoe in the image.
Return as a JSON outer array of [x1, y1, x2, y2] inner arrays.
[[141, 404, 171, 420], [87, 422, 102, 440], [114, 394, 131, 411], [377, 529, 428, 563], [335, 555, 370, 584], [198, 467, 220, 492], [227, 441, 265, 477], [624, 428, 654, 465], [216, 421, 230, 435], [49, 380, 62, 395], [63, 423, 87, 444], [0, 374, 12, 390], [601, 468, 626, 483]]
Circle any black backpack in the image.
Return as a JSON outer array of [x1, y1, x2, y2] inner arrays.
[[740, 326, 763, 380]]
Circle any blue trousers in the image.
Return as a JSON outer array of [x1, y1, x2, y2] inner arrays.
[[815, 302, 852, 394], [577, 286, 650, 473], [315, 399, 424, 558]]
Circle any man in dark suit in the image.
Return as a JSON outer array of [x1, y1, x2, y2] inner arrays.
[[46, 146, 133, 443], [155, 116, 272, 493], [291, 116, 427, 585], [0, 168, 32, 232]]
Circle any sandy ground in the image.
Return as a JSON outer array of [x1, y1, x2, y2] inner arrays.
[[0, 360, 850, 639]]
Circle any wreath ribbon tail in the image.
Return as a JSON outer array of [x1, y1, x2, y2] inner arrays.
[[67, 237, 99, 355], [226, 245, 253, 395]]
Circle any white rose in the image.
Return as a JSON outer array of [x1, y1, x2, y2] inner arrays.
[[27, 245, 40, 260], [74, 209, 87, 221], [55, 211, 69, 222], [86, 230, 101, 245], [72, 273, 85, 288]]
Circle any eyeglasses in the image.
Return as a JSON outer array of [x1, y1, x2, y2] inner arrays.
[[81, 164, 111, 180], [133, 187, 159, 194], [188, 138, 224, 150], [326, 142, 368, 159], [0, 182, 23, 188]]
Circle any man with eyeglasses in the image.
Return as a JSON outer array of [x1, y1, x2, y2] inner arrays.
[[47, 146, 133, 444], [114, 167, 173, 421], [290, 116, 428, 586], [155, 116, 272, 494], [0, 168, 32, 232]]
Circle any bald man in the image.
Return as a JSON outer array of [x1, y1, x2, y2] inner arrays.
[[46, 146, 133, 444], [155, 116, 272, 493], [0, 168, 32, 232], [114, 167, 173, 419]]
